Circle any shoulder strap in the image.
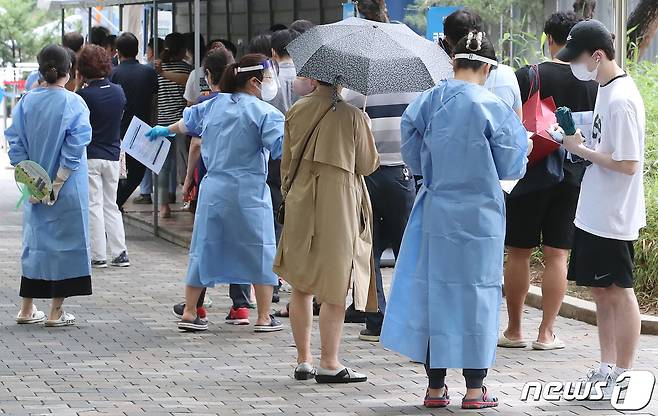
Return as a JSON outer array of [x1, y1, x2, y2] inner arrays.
[[281, 104, 336, 196], [527, 64, 541, 101]]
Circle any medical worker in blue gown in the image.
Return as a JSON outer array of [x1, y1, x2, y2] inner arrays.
[[380, 32, 530, 410], [147, 53, 285, 333], [6, 45, 92, 327]]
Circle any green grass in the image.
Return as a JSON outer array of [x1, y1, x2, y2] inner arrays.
[[629, 60, 658, 311]]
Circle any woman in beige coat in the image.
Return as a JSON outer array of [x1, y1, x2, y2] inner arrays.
[[273, 81, 380, 383]]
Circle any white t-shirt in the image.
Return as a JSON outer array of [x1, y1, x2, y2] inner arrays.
[[575, 74, 646, 241], [484, 63, 522, 111], [184, 68, 210, 103]]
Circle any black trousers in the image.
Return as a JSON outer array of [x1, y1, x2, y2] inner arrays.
[[425, 348, 487, 389], [364, 165, 415, 331], [116, 154, 147, 208]]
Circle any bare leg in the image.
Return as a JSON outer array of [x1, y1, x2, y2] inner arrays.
[[160, 202, 171, 218], [319, 301, 346, 370], [253, 284, 274, 326], [289, 289, 314, 364], [591, 287, 617, 365], [503, 247, 533, 340], [182, 285, 204, 322], [19, 298, 34, 317], [49, 298, 65, 321], [611, 285, 641, 369], [537, 246, 569, 343]]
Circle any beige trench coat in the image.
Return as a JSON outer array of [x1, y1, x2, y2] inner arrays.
[[273, 86, 380, 312]]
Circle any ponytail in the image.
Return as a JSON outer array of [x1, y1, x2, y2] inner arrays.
[[37, 44, 71, 85], [204, 48, 233, 88], [219, 53, 267, 93], [453, 31, 498, 71]]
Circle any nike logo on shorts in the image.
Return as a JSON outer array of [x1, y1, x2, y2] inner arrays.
[[594, 273, 611, 280]]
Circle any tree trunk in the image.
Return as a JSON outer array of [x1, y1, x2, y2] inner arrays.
[[627, 0, 658, 59], [357, 0, 390, 23]]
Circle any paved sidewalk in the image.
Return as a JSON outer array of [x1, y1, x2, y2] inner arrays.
[[0, 160, 656, 416]]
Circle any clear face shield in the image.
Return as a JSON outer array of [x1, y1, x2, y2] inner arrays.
[[236, 59, 281, 101]]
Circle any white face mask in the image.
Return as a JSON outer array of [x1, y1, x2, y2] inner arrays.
[[570, 55, 600, 81], [258, 78, 278, 101]]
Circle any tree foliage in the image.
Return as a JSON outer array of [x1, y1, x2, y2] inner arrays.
[[0, 0, 60, 64]]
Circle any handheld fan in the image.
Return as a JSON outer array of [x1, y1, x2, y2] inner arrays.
[[14, 160, 53, 209]]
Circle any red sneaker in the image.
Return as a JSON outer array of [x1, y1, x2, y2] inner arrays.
[[197, 307, 207, 320], [225, 306, 249, 325]]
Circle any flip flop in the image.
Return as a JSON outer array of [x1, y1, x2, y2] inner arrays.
[[532, 334, 566, 350], [254, 315, 283, 333], [315, 367, 367, 384], [497, 333, 528, 348], [177, 317, 208, 332]]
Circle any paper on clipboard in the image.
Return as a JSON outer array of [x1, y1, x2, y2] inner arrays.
[[120, 116, 170, 175]]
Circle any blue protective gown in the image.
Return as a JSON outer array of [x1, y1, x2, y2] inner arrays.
[[380, 80, 528, 369], [5, 87, 92, 280], [183, 92, 284, 287]]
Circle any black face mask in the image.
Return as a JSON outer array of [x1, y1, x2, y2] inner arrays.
[[438, 37, 453, 56]]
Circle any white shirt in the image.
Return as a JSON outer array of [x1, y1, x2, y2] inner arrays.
[[184, 68, 209, 103], [575, 75, 646, 241], [484, 63, 522, 111], [342, 89, 420, 166]]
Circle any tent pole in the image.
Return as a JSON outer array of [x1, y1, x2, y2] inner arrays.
[[319, 0, 325, 24], [61, 8, 65, 42], [206, 0, 212, 41], [268, 0, 274, 28], [195, 0, 200, 86], [614, 0, 627, 70], [247, 0, 252, 39], [225, 0, 231, 40], [119, 5, 124, 31], [88, 8, 92, 41], [153, 0, 159, 237]]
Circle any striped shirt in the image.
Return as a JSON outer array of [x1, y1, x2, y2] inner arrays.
[[343, 89, 420, 166], [157, 60, 193, 125]]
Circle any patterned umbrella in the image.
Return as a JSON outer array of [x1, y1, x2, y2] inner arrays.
[[287, 17, 453, 96]]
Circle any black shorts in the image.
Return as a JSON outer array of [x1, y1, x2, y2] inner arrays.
[[567, 228, 635, 288], [505, 182, 580, 249]]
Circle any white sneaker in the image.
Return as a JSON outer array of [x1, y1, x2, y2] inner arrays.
[[203, 296, 213, 309], [44, 311, 76, 327], [578, 368, 612, 400], [16, 305, 46, 324]]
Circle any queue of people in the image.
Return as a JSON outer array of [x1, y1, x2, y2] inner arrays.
[[5, 10, 646, 411]]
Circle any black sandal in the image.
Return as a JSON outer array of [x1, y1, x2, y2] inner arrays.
[[294, 363, 317, 380], [315, 367, 367, 384], [177, 317, 208, 332], [461, 386, 499, 409], [274, 303, 290, 318]]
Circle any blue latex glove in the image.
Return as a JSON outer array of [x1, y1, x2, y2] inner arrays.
[[146, 126, 174, 141]]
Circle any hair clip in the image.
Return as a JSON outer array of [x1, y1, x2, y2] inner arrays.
[[466, 32, 484, 52]]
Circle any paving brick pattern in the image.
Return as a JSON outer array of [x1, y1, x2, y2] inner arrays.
[[0, 161, 656, 416]]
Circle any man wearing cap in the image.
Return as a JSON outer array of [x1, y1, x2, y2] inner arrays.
[[557, 19, 646, 390]]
